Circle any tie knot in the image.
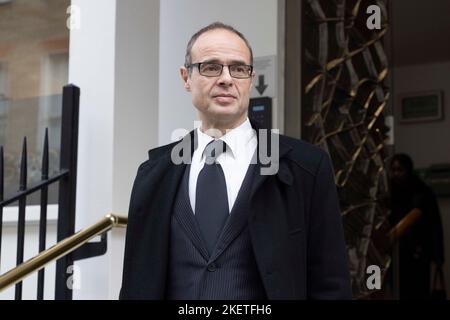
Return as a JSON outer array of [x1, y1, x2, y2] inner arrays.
[[204, 139, 226, 164]]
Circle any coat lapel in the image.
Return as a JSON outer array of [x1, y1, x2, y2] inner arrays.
[[173, 164, 210, 261], [140, 130, 198, 297], [247, 128, 295, 299], [130, 154, 186, 298], [209, 126, 294, 264], [208, 162, 257, 262], [249, 125, 293, 201]]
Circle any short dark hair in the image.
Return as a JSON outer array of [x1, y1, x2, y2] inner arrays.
[[184, 22, 254, 69], [391, 153, 414, 175]]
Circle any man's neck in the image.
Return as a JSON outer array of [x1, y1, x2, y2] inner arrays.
[[199, 116, 248, 138]]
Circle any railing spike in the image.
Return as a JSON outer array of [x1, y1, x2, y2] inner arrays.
[[19, 137, 27, 191], [16, 137, 28, 299], [42, 128, 49, 179], [38, 128, 50, 300]]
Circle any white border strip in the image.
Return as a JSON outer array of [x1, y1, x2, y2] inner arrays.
[[2, 204, 58, 226]]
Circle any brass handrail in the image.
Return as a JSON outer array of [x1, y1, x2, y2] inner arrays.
[[388, 208, 422, 245], [0, 213, 128, 292]]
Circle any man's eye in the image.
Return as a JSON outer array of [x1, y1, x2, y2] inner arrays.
[[202, 64, 221, 72], [233, 66, 247, 73]]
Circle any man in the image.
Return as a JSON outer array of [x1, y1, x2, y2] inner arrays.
[[120, 22, 351, 299]]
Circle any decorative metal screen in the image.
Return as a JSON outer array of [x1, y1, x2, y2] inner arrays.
[[302, 0, 391, 297]]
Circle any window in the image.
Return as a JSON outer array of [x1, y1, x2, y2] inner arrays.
[[0, 0, 70, 205]]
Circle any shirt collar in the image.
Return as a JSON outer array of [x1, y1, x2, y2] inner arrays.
[[196, 117, 256, 160]]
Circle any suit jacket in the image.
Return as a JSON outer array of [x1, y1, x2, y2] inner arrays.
[[120, 124, 352, 300]]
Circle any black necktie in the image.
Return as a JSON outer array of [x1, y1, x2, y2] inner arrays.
[[195, 139, 229, 254]]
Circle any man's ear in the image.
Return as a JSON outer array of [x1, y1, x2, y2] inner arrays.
[[250, 71, 256, 88], [180, 67, 191, 91]]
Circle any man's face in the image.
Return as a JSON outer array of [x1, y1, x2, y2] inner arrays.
[[390, 160, 408, 185], [180, 29, 255, 128]]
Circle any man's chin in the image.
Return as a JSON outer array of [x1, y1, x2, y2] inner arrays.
[[205, 107, 246, 126], [209, 104, 239, 117]]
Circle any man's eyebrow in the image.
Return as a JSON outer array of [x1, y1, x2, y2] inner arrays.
[[229, 60, 249, 65], [202, 58, 249, 65]]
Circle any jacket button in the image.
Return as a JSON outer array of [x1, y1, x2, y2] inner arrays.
[[207, 263, 217, 272]]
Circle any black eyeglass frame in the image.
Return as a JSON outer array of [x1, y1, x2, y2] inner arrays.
[[186, 62, 254, 79]]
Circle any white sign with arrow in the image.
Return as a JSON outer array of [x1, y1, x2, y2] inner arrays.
[[251, 55, 276, 98]]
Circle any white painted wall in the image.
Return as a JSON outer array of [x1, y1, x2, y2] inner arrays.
[[68, 0, 116, 300], [393, 61, 450, 294], [110, 0, 159, 299], [159, 0, 280, 145], [68, 0, 159, 299]]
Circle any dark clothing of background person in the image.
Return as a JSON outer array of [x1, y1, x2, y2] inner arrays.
[[389, 174, 445, 299]]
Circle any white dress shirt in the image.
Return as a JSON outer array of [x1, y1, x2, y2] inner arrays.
[[189, 118, 257, 214]]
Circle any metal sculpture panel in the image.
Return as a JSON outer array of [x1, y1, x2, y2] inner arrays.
[[302, 0, 391, 297]]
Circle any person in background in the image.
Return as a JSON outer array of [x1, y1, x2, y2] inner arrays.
[[389, 153, 445, 299]]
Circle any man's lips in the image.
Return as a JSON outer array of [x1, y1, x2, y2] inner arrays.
[[212, 94, 237, 99], [212, 93, 237, 105]]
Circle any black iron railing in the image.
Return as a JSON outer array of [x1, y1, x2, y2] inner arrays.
[[55, 84, 80, 300], [0, 84, 107, 300]]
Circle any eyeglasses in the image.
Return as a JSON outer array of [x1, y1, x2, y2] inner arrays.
[[187, 62, 253, 79]]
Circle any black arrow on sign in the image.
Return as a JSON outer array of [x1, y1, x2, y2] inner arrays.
[[255, 75, 268, 96]]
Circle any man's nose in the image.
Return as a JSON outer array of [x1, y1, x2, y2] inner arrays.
[[217, 66, 233, 86]]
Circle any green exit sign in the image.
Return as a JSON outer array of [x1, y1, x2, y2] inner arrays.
[[400, 91, 443, 123]]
